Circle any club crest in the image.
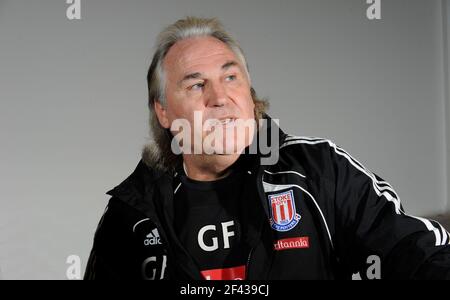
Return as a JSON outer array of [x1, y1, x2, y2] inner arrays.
[[268, 189, 301, 232]]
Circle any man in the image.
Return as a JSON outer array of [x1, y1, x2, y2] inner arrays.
[[85, 16, 450, 280]]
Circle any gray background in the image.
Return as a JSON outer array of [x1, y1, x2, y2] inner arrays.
[[0, 0, 449, 279]]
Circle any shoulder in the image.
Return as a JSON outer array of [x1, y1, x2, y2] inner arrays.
[[278, 135, 342, 178], [280, 135, 338, 154], [92, 197, 150, 248]]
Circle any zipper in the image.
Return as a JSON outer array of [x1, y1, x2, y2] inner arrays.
[[245, 246, 255, 279], [256, 165, 270, 221], [244, 166, 271, 280]]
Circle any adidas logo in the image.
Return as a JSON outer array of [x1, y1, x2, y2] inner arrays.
[[144, 228, 162, 246]]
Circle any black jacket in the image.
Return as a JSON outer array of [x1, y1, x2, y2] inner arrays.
[[85, 116, 450, 280]]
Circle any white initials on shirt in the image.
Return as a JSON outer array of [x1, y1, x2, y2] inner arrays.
[[197, 221, 235, 252]]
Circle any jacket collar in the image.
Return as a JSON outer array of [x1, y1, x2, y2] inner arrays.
[[106, 113, 288, 214]]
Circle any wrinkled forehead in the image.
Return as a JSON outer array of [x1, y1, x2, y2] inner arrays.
[[163, 36, 243, 77]]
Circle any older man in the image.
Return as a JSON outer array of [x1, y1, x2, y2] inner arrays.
[[85, 16, 450, 280]]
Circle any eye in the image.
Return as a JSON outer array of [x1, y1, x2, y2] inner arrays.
[[225, 75, 237, 81], [189, 82, 204, 91]]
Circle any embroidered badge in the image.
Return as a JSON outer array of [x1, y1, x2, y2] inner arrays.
[[268, 189, 301, 232]]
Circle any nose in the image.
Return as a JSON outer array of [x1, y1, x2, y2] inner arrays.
[[206, 81, 228, 107]]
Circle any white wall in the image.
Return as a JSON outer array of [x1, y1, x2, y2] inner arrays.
[[247, 0, 449, 217], [444, 0, 450, 212], [0, 0, 448, 279]]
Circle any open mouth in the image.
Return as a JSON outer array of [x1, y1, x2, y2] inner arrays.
[[205, 117, 237, 128], [218, 118, 236, 125]]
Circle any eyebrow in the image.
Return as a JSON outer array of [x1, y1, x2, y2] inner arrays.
[[178, 60, 239, 86]]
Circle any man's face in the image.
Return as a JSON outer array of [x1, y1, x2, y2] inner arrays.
[[155, 36, 255, 155]]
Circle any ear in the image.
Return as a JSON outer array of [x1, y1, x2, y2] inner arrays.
[[154, 100, 170, 129]]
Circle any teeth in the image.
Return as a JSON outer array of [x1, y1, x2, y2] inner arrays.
[[206, 118, 235, 128], [215, 118, 233, 125]]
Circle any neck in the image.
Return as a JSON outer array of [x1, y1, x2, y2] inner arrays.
[[182, 153, 240, 181]]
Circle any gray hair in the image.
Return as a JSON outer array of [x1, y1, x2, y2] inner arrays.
[[143, 16, 268, 172], [148, 16, 251, 107]]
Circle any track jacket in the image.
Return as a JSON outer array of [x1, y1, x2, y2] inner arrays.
[[84, 115, 450, 280]]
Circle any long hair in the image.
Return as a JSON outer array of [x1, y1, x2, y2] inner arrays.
[[142, 16, 268, 173]]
